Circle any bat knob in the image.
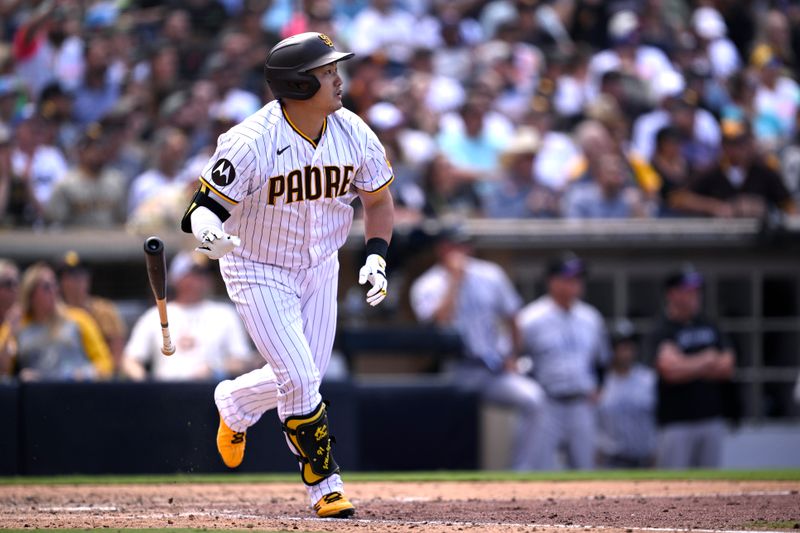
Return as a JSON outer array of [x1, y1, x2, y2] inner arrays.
[[144, 236, 164, 255], [162, 344, 176, 356]]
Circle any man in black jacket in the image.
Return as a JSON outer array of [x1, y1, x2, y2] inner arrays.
[[651, 266, 735, 468]]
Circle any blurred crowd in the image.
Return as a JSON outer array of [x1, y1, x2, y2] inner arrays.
[[1, 0, 800, 230]]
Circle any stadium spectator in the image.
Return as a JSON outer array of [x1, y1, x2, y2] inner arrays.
[[10, 115, 68, 226], [348, 0, 426, 66], [410, 225, 545, 471], [0, 122, 15, 225], [11, 262, 112, 381], [651, 266, 735, 469], [56, 251, 127, 378], [483, 126, 559, 218], [127, 127, 189, 215], [46, 124, 127, 227], [517, 252, 611, 470], [437, 100, 509, 177], [597, 319, 657, 468], [721, 71, 783, 153], [690, 6, 741, 80], [587, 10, 677, 102], [71, 35, 122, 127], [123, 251, 257, 381], [678, 121, 797, 218], [650, 126, 693, 217], [418, 153, 483, 219], [0, 259, 20, 378], [751, 43, 800, 148], [561, 152, 648, 219]]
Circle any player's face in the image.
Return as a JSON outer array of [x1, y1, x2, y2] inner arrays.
[[308, 62, 344, 114]]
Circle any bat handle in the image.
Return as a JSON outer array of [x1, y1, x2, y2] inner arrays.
[[161, 323, 176, 356], [155, 298, 176, 356]]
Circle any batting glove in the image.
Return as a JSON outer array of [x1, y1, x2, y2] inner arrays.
[[195, 227, 241, 260], [358, 254, 387, 307]]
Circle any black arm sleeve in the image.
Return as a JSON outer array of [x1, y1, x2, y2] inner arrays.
[[180, 183, 232, 233]]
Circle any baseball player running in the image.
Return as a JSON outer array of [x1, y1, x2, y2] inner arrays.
[[181, 32, 394, 518]]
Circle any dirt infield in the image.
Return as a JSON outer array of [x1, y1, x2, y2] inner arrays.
[[1, 479, 798, 532]]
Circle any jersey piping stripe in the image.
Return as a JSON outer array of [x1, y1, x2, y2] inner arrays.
[[199, 176, 239, 205], [359, 174, 394, 194], [281, 105, 326, 148]]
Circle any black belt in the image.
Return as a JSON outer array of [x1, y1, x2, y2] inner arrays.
[[548, 392, 589, 403]]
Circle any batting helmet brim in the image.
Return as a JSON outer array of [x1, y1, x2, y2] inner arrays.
[[298, 50, 355, 72]]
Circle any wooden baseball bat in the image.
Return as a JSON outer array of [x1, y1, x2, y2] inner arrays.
[[143, 236, 176, 356]]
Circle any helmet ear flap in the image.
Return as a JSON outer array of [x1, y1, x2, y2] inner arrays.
[[265, 67, 321, 100]]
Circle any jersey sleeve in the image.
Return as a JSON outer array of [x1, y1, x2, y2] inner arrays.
[[353, 127, 394, 193], [199, 132, 262, 205]]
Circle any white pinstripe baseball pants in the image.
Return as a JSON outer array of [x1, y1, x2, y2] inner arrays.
[[214, 252, 343, 503]]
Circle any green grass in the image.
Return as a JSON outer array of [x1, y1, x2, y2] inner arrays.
[[1, 469, 799, 485], [743, 520, 800, 530]]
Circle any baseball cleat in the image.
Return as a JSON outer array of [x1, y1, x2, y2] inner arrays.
[[216, 413, 246, 468], [313, 491, 355, 518]]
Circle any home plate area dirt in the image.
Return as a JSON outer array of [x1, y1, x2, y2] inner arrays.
[[1, 480, 798, 532]]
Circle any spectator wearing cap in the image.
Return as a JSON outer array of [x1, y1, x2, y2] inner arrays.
[[11, 262, 112, 381], [56, 251, 127, 378], [410, 225, 545, 471], [46, 123, 128, 227], [9, 116, 69, 226], [650, 266, 735, 469], [677, 121, 797, 217], [0, 259, 20, 378], [123, 251, 257, 381], [596, 319, 657, 468], [517, 252, 611, 470], [483, 126, 559, 218]]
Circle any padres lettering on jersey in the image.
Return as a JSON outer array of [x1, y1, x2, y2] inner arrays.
[[198, 101, 393, 268], [266, 165, 355, 205]]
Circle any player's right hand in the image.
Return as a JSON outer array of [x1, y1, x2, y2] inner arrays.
[[195, 227, 241, 260]]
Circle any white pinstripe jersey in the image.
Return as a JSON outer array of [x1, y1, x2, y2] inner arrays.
[[198, 99, 393, 269]]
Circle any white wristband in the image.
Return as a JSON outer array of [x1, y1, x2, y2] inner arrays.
[[190, 206, 224, 242]]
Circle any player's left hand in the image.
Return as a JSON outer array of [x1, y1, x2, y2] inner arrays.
[[358, 254, 387, 307]]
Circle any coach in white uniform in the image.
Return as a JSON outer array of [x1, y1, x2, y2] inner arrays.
[[410, 227, 545, 470], [517, 252, 610, 470], [180, 33, 394, 518]]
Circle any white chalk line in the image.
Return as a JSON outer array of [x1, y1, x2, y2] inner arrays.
[[36, 505, 118, 512]]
